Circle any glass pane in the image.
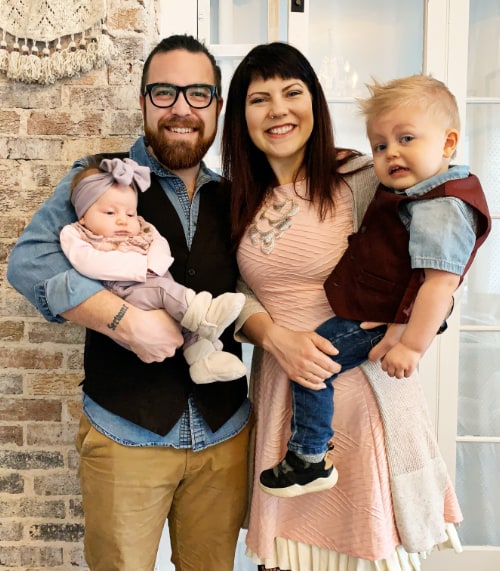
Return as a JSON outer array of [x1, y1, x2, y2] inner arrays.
[[309, 0, 424, 100], [465, 103, 500, 212], [454, 1, 500, 555], [206, 55, 243, 170], [457, 331, 500, 437], [209, 0, 271, 44], [329, 102, 370, 154], [205, 1, 289, 170], [461, 221, 500, 325], [456, 442, 500, 546], [467, 1, 500, 97]]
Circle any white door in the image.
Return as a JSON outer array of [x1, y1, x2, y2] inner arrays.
[[423, 1, 500, 569], [292, 1, 500, 569], [157, 4, 277, 569], [156, 1, 500, 569]]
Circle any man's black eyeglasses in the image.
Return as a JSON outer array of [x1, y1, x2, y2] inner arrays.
[[144, 83, 218, 109]]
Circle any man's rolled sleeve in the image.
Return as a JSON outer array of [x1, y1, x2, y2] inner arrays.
[[43, 270, 104, 321], [7, 158, 104, 321]]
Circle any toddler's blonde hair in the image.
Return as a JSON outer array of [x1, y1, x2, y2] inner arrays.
[[358, 74, 460, 132]]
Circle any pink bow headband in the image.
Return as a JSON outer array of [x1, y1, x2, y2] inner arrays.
[[71, 158, 151, 218]]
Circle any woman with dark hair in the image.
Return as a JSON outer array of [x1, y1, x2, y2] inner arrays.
[[222, 42, 463, 571]]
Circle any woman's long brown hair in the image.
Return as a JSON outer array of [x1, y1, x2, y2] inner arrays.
[[221, 42, 365, 249]]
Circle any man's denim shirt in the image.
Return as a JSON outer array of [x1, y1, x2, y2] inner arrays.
[[398, 165, 478, 274], [7, 137, 251, 450]]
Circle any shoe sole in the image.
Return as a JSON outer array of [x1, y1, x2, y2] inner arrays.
[[259, 467, 339, 498]]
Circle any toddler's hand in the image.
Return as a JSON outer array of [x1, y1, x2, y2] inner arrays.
[[380, 341, 421, 379], [366, 323, 405, 362]]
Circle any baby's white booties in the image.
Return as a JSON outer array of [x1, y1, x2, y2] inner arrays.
[[180, 290, 245, 342], [183, 338, 247, 384]]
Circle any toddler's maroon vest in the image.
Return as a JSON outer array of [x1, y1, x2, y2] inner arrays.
[[324, 174, 491, 323], [81, 153, 247, 436]]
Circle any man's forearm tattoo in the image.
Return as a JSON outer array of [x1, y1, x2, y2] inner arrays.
[[107, 304, 128, 331]]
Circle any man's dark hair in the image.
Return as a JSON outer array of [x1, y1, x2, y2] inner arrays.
[[141, 34, 222, 96]]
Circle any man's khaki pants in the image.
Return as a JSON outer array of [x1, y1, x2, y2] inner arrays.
[[76, 414, 250, 571]]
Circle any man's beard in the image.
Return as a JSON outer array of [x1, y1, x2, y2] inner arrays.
[[144, 116, 216, 170]]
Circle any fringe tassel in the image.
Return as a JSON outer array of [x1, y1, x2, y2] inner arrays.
[[40, 42, 54, 84], [17, 39, 42, 83], [95, 23, 115, 66], [0, 21, 115, 85], [0, 34, 8, 73], [6, 39, 20, 80], [0, 40, 9, 73], [77, 36, 94, 74], [51, 40, 66, 79], [64, 35, 80, 77]]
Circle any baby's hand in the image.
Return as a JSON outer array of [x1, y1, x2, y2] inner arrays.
[[380, 341, 421, 379]]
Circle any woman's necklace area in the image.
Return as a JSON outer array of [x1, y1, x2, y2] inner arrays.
[[248, 180, 304, 255]]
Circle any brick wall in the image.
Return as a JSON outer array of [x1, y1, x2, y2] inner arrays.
[[0, 1, 159, 568]]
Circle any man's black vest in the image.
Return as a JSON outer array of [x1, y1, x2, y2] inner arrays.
[[81, 153, 247, 436]]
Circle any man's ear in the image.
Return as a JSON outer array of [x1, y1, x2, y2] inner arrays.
[[443, 129, 459, 158], [217, 96, 224, 116], [139, 94, 146, 114]]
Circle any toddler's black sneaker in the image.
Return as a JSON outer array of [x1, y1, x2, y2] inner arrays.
[[259, 450, 338, 497]]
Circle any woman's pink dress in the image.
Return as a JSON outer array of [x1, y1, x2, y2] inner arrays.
[[237, 176, 462, 570]]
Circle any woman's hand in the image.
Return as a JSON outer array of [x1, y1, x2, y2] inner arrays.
[[263, 323, 340, 390]]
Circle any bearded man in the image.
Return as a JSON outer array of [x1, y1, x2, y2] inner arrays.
[[7, 35, 251, 571]]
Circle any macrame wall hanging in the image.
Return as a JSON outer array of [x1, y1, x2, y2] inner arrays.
[[0, 0, 116, 85]]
